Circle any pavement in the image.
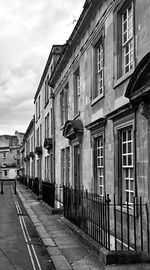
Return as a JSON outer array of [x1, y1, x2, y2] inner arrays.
[[17, 183, 150, 270]]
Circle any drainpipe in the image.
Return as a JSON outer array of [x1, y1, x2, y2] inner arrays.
[[50, 88, 55, 185]]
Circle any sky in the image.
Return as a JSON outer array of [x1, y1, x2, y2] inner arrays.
[[0, 0, 85, 135]]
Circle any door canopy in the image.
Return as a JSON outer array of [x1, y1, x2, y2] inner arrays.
[[63, 119, 83, 141], [125, 52, 150, 105]]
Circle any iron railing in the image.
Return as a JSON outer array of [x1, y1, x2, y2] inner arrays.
[[32, 178, 39, 197], [41, 181, 55, 208], [63, 186, 150, 252], [28, 178, 33, 190]]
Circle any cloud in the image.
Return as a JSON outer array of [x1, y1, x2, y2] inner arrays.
[[0, 0, 85, 135]]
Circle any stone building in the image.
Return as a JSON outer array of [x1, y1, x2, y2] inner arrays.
[[0, 132, 24, 180], [47, 0, 150, 251], [20, 0, 150, 254], [49, 0, 150, 203], [34, 45, 64, 191], [22, 117, 35, 180]]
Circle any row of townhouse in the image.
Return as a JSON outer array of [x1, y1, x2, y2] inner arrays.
[[21, 0, 150, 255]]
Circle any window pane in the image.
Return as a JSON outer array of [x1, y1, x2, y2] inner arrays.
[[130, 180, 134, 191], [128, 142, 131, 153], [123, 143, 126, 153], [126, 179, 129, 190], [128, 129, 131, 140], [123, 156, 126, 166], [128, 154, 132, 166]]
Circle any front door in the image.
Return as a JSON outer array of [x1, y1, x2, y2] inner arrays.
[[74, 144, 80, 190]]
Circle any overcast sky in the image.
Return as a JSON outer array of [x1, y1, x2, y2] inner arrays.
[[0, 0, 85, 135]]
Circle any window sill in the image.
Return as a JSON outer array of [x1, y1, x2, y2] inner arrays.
[[74, 111, 80, 120], [115, 204, 137, 217], [114, 69, 134, 89], [91, 94, 104, 106]]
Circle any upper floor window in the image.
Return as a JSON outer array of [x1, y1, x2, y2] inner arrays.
[[36, 128, 39, 147], [31, 136, 34, 152], [74, 67, 80, 116], [122, 3, 133, 74], [115, 1, 134, 79], [26, 140, 30, 155], [36, 101, 38, 122], [40, 124, 42, 146], [45, 113, 49, 139], [51, 108, 53, 136], [60, 83, 69, 126], [93, 37, 104, 100], [38, 96, 40, 119], [45, 75, 49, 106]]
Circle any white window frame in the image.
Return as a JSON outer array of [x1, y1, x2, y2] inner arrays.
[[74, 67, 80, 115], [121, 127, 134, 204], [95, 136, 104, 197], [92, 38, 104, 101], [122, 2, 134, 75]]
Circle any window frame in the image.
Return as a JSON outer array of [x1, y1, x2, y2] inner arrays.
[[74, 67, 80, 116], [92, 32, 105, 103], [45, 113, 49, 139], [118, 125, 134, 204], [61, 146, 70, 186], [114, 0, 135, 84], [93, 133, 105, 197], [45, 75, 49, 107], [114, 118, 135, 205], [60, 83, 69, 127]]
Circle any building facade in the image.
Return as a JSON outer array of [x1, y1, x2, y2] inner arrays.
[[20, 0, 150, 253], [0, 132, 24, 180], [22, 117, 35, 180], [34, 45, 64, 192], [49, 0, 150, 203]]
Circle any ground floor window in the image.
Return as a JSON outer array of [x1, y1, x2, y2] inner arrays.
[[45, 156, 50, 181], [120, 126, 134, 204], [37, 158, 41, 179], [61, 146, 70, 186], [94, 135, 104, 196]]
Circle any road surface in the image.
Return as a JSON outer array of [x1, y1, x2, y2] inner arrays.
[[0, 181, 55, 270]]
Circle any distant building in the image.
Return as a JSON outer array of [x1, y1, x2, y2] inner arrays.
[[0, 132, 24, 180], [22, 117, 35, 179]]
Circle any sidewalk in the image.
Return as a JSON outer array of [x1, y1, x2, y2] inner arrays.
[[17, 183, 150, 270]]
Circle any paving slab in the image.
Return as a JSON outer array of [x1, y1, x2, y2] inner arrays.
[[51, 255, 73, 270], [47, 246, 62, 256]]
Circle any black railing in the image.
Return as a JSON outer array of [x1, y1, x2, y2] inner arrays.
[[42, 181, 55, 208], [32, 178, 39, 197], [28, 178, 33, 190], [18, 176, 28, 187], [63, 186, 150, 252]]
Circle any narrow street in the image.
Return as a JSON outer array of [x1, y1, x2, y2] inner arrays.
[[0, 181, 55, 270]]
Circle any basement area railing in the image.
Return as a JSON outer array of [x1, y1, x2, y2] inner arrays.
[[63, 186, 150, 253]]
